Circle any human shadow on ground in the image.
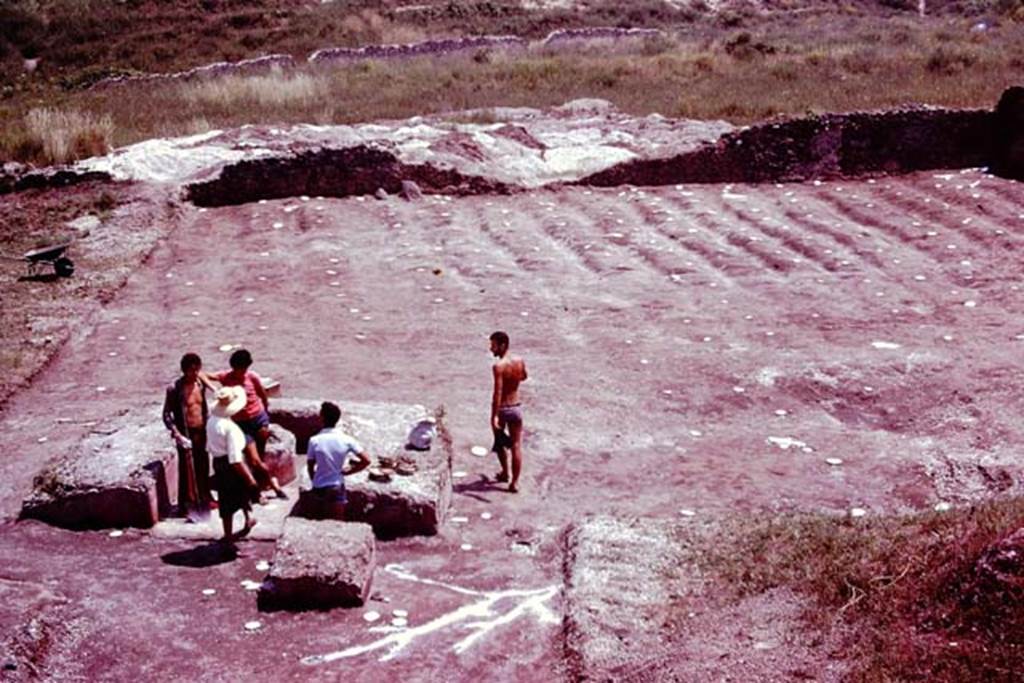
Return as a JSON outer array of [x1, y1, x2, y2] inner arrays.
[[453, 474, 510, 502], [161, 541, 238, 567]]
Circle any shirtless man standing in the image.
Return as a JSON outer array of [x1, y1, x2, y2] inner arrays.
[[162, 353, 212, 521], [490, 331, 528, 493]]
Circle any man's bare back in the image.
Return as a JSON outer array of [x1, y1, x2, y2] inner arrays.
[[493, 355, 527, 407], [489, 331, 527, 493]]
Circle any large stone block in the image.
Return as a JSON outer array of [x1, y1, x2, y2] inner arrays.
[[264, 424, 296, 486], [259, 518, 375, 610], [270, 399, 452, 539], [21, 411, 178, 529]]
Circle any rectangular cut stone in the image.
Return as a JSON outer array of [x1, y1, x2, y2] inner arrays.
[[21, 411, 178, 529], [270, 399, 452, 539], [260, 518, 375, 610], [563, 517, 690, 681]]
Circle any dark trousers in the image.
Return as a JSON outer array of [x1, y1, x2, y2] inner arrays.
[[177, 426, 211, 510]]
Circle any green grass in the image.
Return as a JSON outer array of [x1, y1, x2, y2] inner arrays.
[[693, 498, 1024, 681]]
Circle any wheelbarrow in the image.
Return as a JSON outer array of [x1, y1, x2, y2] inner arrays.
[[5, 242, 75, 278]]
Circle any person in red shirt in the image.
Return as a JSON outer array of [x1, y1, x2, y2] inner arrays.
[[201, 348, 287, 501]]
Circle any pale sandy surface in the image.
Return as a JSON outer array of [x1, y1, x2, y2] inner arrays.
[[2, 170, 1024, 679]]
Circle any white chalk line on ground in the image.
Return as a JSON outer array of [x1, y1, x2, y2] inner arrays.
[[301, 563, 560, 665]]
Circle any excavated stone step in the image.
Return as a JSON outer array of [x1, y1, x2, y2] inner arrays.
[[259, 518, 376, 611], [20, 412, 178, 529], [270, 398, 452, 539]]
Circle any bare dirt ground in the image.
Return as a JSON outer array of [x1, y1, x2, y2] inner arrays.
[[2, 167, 1024, 679]]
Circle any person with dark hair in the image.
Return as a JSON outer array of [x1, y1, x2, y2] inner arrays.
[[489, 331, 528, 493], [162, 352, 212, 522], [299, 401, 371, 520], [201, 349, 287, 502]]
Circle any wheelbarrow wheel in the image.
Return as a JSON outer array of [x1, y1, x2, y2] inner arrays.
[[54, 257, 75, 278]]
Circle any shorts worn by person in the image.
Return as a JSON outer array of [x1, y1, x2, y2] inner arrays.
[[299, 402, 371, 520], [202, 348, 287, 501], [489, 331, 528, 493], [206, 386, 258, 546]]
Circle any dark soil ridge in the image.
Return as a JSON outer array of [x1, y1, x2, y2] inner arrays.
[[580, 106, 1002, 187], [185, 144, 515, 207]]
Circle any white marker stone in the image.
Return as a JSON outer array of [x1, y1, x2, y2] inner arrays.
[[37, 436, 48, 443], [679, 509, 696, 517], [825, 457, 843, 466], [218, 344, 233, 352], [451, 516, 469, 524], [244, 621, 262, 631], [108, 530, 124, 537], [849, 507, 867, 518], [963, 300, 977, 308], [255, 560, 270, 572], [453, 471, 468, 479], [202, 588, 216, 596], [934, 501, 952, 512], [96, 386, 107, 393], [480, 512, 493, 520], [871, 341, 901, 350], [362, 611, 380, 623], [391, 617, 408, 628], [460, 543, 473, 551], [272, 222, 284, 229], [774, 409, 788, 416], [470, 446, 488, 457]]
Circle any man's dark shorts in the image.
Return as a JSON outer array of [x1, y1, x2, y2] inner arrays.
[[213, 457, 252, 519], [296, 485, 346, 520], [233, 410, 270, 440]]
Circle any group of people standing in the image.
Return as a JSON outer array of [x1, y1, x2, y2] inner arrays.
[[162, 332, 528, 548]]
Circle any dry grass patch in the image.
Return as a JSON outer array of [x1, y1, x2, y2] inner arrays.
[[694, 498, 1024, 681], [181, 71, 327, 110], [22, 107, 114, 165]]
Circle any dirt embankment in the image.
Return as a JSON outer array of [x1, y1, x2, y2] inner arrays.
[[580, 107, 996, 186], [186, 145, 513, 207], [188, 89, 1022, 207]]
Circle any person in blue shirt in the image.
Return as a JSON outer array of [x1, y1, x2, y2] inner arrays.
[[303, 401, 371, 520]]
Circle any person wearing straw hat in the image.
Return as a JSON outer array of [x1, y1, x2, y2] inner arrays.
[[206, 386, 258, 547]]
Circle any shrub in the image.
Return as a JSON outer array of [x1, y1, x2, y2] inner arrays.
[[926, 45, 978, 73], [23, 108, 114, 165]]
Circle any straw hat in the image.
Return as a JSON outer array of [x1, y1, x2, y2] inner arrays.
[[211, 386, 246, 418]]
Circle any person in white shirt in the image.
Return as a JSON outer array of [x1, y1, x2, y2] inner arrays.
[[206, 386, 258, 548], [303, 401, 370, 520]]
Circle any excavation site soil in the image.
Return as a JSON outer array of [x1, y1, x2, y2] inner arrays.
[[2, 107, 1024, 680]]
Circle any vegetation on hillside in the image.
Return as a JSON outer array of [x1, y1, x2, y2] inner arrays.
[[1, 0, 1022, 165]]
